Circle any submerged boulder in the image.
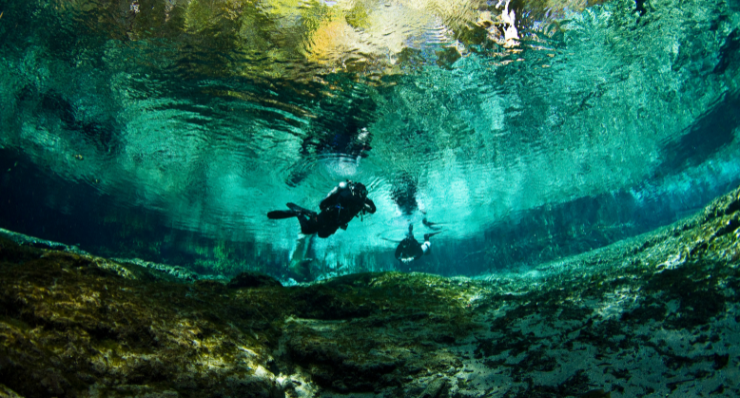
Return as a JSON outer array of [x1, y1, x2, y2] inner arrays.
[[227, 271, 282, 289]]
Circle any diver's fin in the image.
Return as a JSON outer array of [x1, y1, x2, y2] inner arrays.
[[422, 218, 444, 230], [286, 203, 315, 216], [380, 236, 403, 244], [423, 231, 442, 240], [268, 210, 297, 220]]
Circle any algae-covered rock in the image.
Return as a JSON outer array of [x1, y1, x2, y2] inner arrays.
[[0, 227, 84, 254], [0, 384, 23, 398], [193, 279, 229, 294], [112, 257, 199, 282], [0, 238, 283, 398], [227, 271, 282, 289]]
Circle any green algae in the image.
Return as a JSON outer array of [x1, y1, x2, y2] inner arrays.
[[0, 237, 486, 397], [0, 242, 281, 397]]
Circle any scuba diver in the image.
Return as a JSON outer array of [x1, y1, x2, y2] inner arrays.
[[395, 224, 441, 264], [267, 180, 376, 238]]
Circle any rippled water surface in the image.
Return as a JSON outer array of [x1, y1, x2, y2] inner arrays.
[[1, 0, 739, 279]]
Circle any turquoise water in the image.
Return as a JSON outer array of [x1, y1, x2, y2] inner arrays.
[[0, 0, 739, 281]]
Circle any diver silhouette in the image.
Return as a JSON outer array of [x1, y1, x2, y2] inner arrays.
[[267, 180, 376, 238], [395, 224, 440, 263]]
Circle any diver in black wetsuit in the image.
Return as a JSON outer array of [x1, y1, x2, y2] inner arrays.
[[395, 224, 439, 264], [267, 180, 376, 238]]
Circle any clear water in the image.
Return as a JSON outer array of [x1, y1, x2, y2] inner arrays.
[[0, 0, 739, 281]]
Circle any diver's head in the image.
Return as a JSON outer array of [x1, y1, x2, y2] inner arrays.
[[352, 182, 368, 199]]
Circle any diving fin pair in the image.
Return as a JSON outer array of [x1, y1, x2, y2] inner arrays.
[[268, 203, 316, 219]]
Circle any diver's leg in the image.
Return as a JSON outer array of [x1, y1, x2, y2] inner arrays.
[[287, 203, 316, 217], [268, 210, 297, 219], [297, 214, 319, 235], [318, 224, 339, 238], [269, 203, 316, 220], [422, 218, 443, 230]]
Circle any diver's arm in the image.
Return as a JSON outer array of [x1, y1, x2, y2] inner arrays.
[[363, 198, 376, 214]]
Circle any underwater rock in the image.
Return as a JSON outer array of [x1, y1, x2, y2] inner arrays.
[[1, 185, 740, 397], [227, 271, 283, 289], [193, 279, 229, 294], [0, 239, 284, 398], [418, 377, 450, 398], [0, 227, 86, 254], [0, 384, 23, 398], [112, 258, 199, 282]]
